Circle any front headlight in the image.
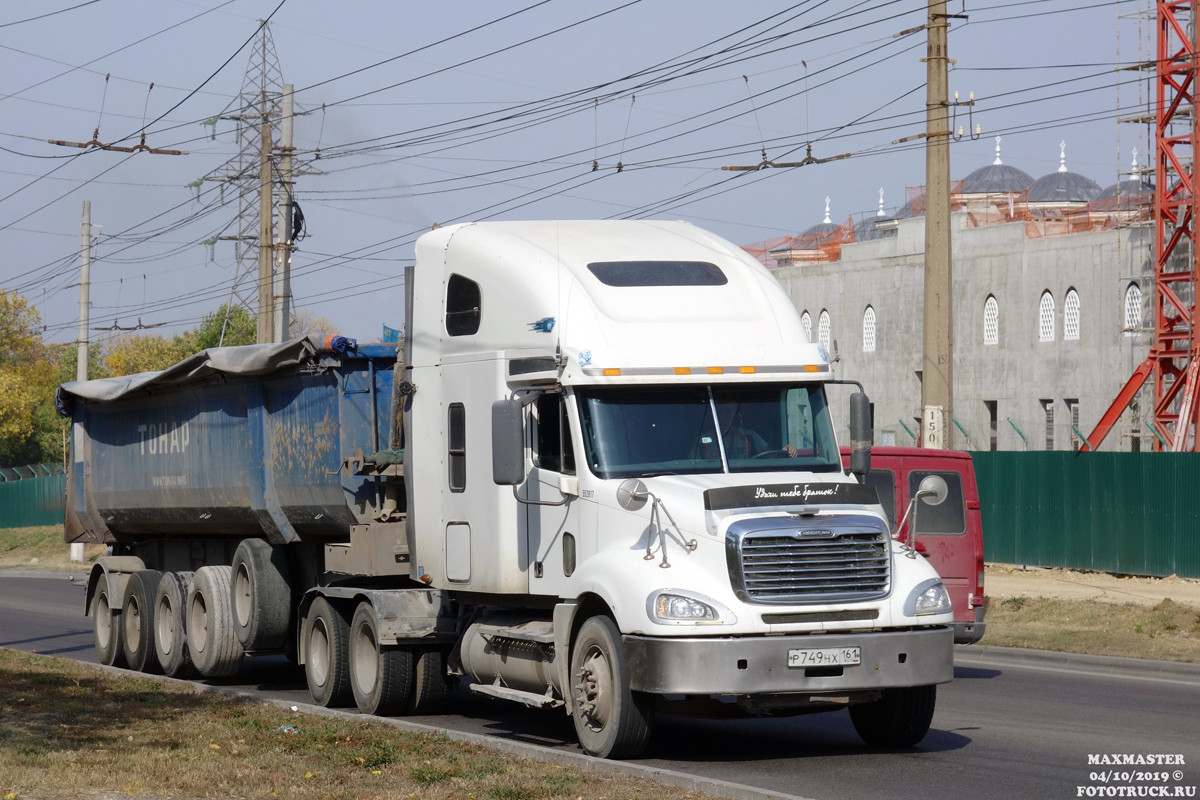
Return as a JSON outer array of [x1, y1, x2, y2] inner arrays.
[[646, 589, 736, 625], [904, 578, 953, 616]]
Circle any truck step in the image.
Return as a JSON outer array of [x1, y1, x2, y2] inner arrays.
[[469, 682, 562, 709]]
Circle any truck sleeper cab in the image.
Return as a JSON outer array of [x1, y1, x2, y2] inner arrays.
[[61, 220, 954, 760]]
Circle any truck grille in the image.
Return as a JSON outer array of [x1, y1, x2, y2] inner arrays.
[[727, 516, 891, 604]]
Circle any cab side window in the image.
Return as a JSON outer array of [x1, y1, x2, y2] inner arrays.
[[445, 274, 481, 336], [534, 394, 575, 475]]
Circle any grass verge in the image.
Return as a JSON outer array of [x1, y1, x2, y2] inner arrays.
[[0, 648, 708, 800], [979, 595, 1200, 662], [0, 525, 103, 570]]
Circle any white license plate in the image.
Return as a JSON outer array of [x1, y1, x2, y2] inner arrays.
[[787, 646, 861, 668]]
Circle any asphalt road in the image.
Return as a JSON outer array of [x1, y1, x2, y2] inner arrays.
[[2, 570, 1198, 800]]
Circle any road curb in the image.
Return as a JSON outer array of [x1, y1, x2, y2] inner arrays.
[[955, 644, 1200, 683], [15, 651, 814, 800]]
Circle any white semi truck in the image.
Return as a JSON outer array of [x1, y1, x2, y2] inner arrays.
[[62, 220, 955, 759]]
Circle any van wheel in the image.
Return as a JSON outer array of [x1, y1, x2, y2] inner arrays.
[[187, 566, 245, 677], [349, 601, 413, 715], [121, 570, 162, 673], [849, 685, 937, 748], [91, 573, 126, 668], [305, 597, 353, 707], [569, 615, 654, 759], [154, 571, 195, 678]]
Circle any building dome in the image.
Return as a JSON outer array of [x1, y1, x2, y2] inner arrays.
[[1026, 142, 1102, 204], [961, 163, 1035, 194], [1027, 171, 1102, 204], [1094, 178, 1153, 201], [854, 216, 894, 241], [800, 221, 841, 237]]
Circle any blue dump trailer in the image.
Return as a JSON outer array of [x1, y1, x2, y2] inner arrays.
[[62, 336, 403, 549]]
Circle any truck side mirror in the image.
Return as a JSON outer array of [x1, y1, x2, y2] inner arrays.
[[491, 399, 526, 485], [848, 391, 872, 478]]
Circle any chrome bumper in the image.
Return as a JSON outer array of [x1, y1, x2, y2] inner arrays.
[[623, 627, 954, 695]]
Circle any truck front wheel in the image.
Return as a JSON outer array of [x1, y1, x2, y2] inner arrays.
[[849, 685, 937, 748], [569, 615, 654, 759]]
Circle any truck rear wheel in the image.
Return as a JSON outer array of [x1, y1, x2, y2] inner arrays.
[[187, 566, 245, 677], [154, 571, 195, 678], [91, 572, 126, 668], [121, 570, 162, 673], [349, 601, 413, 716], [231, 538, 292, 651], [305, 597, 353, 707], [408, 648, 447, 715], [569, 615, 654, 759], [849, 685, 937, 748]]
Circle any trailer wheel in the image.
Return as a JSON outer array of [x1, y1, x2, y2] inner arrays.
[[408, 648, 447, 715], [91, 572, 126, 668], [154, 571, 195, 678], [231, 538, 292, 651], [849, 685, 937, 748], [187, 566, 245, 677], [305, 597, 353, 707], [121, 570, 162, 673], [569, 615, 654, 759], [349, 601, 413, 716]]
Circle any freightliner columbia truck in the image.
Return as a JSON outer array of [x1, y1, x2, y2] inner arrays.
[[59, 220, 955, 758]]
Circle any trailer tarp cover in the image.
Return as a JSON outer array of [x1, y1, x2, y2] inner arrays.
[[55, 336, 333, 414]]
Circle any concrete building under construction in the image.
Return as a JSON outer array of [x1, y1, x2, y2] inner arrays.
[[745, 142, 1155, 452]]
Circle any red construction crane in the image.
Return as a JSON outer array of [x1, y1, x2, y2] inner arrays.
[[1085, 1, 1200, 452]]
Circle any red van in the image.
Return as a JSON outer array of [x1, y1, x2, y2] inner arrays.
[[841, 446, 986, 644]]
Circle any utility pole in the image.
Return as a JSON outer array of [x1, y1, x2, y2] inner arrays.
[[76, 201, 92, 383], [274, 83, 294, 342], [922, 0, 954, 448], [257, 78, 274, 344]]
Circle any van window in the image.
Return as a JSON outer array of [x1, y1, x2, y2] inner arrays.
[[446, 274, 481, 336], [907, 470, 965, 534], [864, 469, 896, 529]]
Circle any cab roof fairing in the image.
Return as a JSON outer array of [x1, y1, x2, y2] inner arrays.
[[413, 220, 816, 374]]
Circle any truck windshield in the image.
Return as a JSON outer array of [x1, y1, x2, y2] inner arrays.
[[576, 384, 839, 479]]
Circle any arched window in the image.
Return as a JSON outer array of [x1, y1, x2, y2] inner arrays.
[[1064, 289, 1080, 341], [984, 295, 998, 345], [1124, 283, 1142, 334], [801, 311, 812, 342], [818, 310, 831, 351], [1038, 291, 1055, 342], [862, 306, 876, 352]]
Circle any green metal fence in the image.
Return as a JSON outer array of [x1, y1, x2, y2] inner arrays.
[[0, 464, 66, 529], [972, 452, 1200, 579]]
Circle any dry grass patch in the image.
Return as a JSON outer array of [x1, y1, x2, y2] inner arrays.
[[0, 648, 709, 800], [981, 595, 1200, 662], [0, 525, 104, 570]]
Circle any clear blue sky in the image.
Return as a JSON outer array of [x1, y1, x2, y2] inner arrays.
[[0, 0, 1153, 346]]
